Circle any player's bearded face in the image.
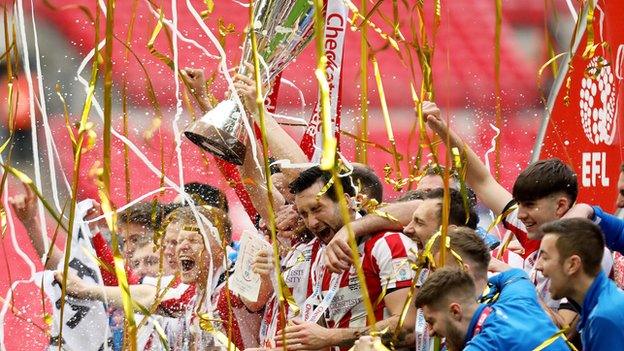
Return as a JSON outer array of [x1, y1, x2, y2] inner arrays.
[[294, 181, 346, 244]]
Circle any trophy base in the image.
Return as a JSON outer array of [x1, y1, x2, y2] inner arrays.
[[184, 120, 246, 165]]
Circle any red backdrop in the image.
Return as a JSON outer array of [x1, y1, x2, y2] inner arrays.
[[538, 0, 624, 212]]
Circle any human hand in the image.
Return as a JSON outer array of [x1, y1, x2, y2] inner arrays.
[[423, 101, 448, 139], [8, 183, 38, 227], [276, 318, 332, 350], [275, 204, 305, 241], [181, 68, 208, 100], [181, 67, 211, 112], [562, 203, 594, 219], [53, 270, 97, 300], [83, 201, 107, 235], [324, 226, 352, 273], [232, 65, 260, 116], [353, 335, 385, 351], [488, 256, 511, 273], [252, 249, 274, 277], [421, 100, 440, 119]]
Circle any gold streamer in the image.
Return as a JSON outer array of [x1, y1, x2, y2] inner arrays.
[[332, 170, 379, 329], [537, 52, 567, 91], [581, 0, 597, 59], [343, 0, 399, 51], [247, 2, 295, 349], [99, 2, 138, 350], [197, 313, 239, 351], [340, 130, 395, 155], [57, 5, 104, 345], [493, 0, 503, 182], [1, 165, 68, 233], [532, 327, 578, 351], [0, 10, 16, 240], [147, 9, 174, 70], [55, 83, 77, 147], [121, 0, 139, 204], [491, 204, 519, 259], [355, 0, 369, 164], [371, 55, 403, 190], [363, 199, 399, 223], [451, 147, 471, 225]]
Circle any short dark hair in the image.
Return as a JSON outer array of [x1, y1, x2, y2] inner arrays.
[[394, 189, 428, 203], [183, 182, 229, 212], [512, 158, 578, 204], [540, 218, 605, 276], [425, 188, 479, 229], [415, 268, 475, 309], [118, 202, 164, 232], [289, 166, 356, 201], [162, 202, 183, 217], [351, 163, 383, 203], [621, 163, 624, 173], [422, 164, 460, 186], [431, 227, 490, 278]]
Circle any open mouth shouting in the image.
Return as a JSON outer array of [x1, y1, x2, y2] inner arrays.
[[179, 256, 196, 272], [178, 254, 201, 283]]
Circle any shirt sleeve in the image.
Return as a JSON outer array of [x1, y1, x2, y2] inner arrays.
[[92, 232, 140, 285], [371, 232, 416, 290], [592, 206, 624, 254], [501, 204, 541, 259], [585, 315, 624, 350], [487, 268, 535, 304], [159, 284, 195, 317], [465, 328, 500, 351]]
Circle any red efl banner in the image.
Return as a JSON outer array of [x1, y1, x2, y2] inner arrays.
[[536, 0, 624, 213]]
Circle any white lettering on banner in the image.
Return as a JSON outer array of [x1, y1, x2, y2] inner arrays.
[[582, 152, 610, 187], [300, 0, 348, 160], [303, 12, 345, 139], [324, 13, 344, 84]]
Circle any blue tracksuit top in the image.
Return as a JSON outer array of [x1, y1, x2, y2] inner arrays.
[[592, 206, 624, 253], [464, 269, 570, 351], [577, 271, 624, 350]]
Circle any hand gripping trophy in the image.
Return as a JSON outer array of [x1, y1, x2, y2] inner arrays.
[[184, 0, 317, 165]]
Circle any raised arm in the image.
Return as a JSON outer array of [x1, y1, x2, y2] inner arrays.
[[9, 183, 62, 270], [424, 101, 512, 215], [565, 204, 624, 253], [240, 137, 287, 221], [54, 270, 159, 311], [181, 68, 212, 113], [233, 69, 308, 184]]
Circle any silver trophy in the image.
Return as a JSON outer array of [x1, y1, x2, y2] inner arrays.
[[185, 0, 316, 165]]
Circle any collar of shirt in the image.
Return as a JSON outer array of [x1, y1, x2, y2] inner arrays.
[[578, 271, 608, 331], [465, 304, 490, 345]]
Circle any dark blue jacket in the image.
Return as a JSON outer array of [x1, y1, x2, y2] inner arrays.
[[465, 269, 570, 350], [577, 271, 624, 350], [592, 206, 624, 253]]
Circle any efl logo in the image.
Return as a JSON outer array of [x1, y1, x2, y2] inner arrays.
[[579, 56, 617, 145]]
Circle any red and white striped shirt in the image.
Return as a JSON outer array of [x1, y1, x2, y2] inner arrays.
[[310, 231, 416, 331], [259, 239, 323, 346], [154, 275, 261, 350]]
